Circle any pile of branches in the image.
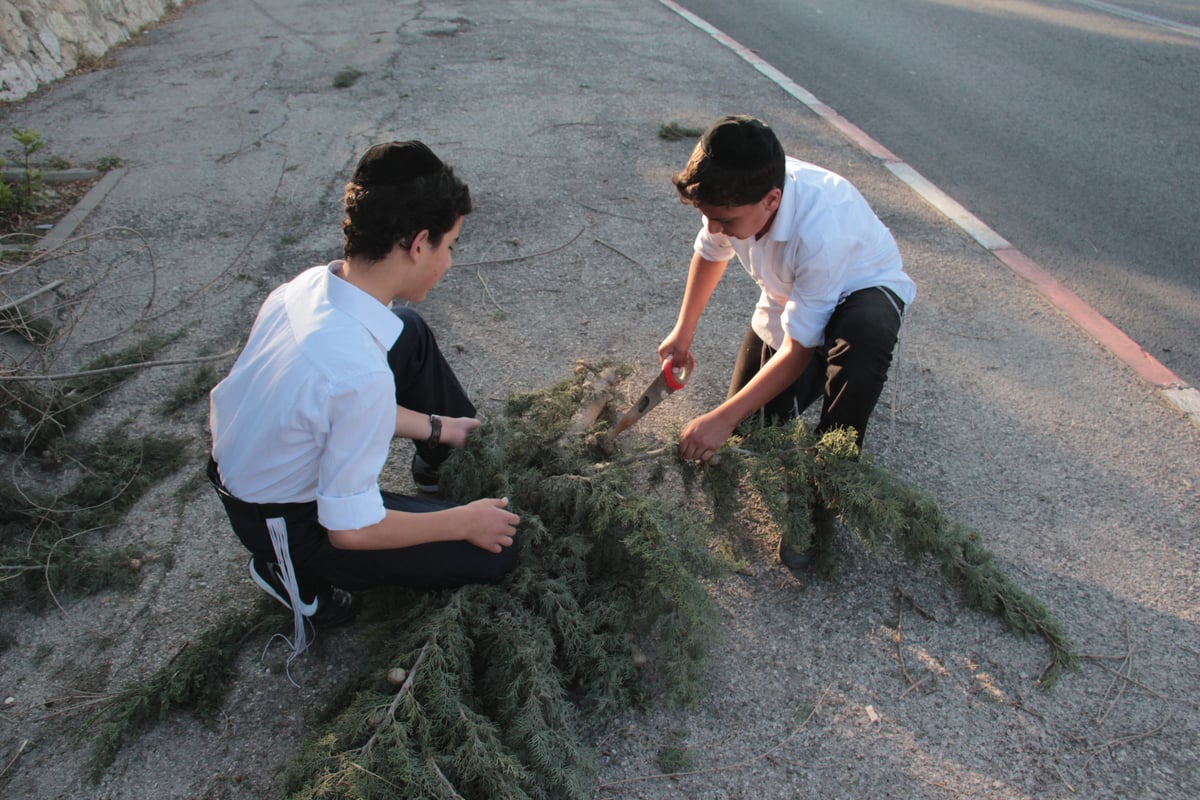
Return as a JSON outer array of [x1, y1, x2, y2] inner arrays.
[[81, 363, 1075, 798], [280, 364, 728, 799]]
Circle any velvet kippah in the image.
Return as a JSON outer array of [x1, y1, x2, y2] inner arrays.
[[699, 115, 780, 168], [352, 140, 443, 186]]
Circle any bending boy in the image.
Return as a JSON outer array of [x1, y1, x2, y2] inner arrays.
[[209, 141, 520, 639], [658, 115, 915, 568]]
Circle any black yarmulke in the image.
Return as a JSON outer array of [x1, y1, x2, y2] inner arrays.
[[699, 115, 781, 168], [352, 141, 443, 186]]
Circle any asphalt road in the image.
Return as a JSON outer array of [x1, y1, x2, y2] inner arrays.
[[673, 0, 1200, 389]]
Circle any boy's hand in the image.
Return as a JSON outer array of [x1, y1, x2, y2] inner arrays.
[[678, 410, 735, 463], [439, 416, 482, 448], [657, 330, 692, 367], [462, 498, 520, 553]]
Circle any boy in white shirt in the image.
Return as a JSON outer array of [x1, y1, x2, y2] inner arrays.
[[209, 141, 520, 633], [658, 115, 915, 571]]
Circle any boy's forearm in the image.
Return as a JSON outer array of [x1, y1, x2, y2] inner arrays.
[[327, 507, 463, 550], [675, 254, 728, 333], [395, 405, 435, 440]]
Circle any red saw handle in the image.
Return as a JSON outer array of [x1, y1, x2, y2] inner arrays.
[[661, 353, 695, 392]]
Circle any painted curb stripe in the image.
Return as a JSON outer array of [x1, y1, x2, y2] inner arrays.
[[657, 0, 1200, 426]]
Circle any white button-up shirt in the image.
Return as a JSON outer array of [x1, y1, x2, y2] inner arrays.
[[694, 157, 916, 349], [209, 262, 403, 531]]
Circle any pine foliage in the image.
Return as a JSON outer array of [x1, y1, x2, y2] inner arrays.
[[72, 366, 1074, 796], [81, 606, 268, 781], [712, 423, 1077, 685]]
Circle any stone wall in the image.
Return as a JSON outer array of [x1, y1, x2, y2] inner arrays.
[[0, 0, 182, 103]]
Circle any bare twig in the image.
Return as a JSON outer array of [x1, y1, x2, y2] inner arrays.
[[1083, 712, 1175, 768], [0, 739, 28, 781], [475, 266, 504, 313], [893, 590, 917, 690], [593, 238, 652, 278], [455, 227, 584, 269], [0, 279, 65, 313], [0, 347, 239, 382], [1095, 621, 1134, 727]]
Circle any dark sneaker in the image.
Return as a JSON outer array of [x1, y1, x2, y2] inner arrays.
[[248, 557, 358, 627], [779, 503, 839, 576], [779, 539, 815, 572], [411, 452, 440, 493]]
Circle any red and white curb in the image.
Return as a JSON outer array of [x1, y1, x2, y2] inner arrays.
[[658, 0, 1200, 428]]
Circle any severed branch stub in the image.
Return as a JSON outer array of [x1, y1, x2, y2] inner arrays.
[[564, 361, 622, 438]]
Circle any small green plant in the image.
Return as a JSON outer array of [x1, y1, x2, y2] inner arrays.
[[332, 67, 364, 88], [9, 127, 46, 214], [658, 122, 704, 142], [96, 155, 124, 171], [655, 741, 695, 773]]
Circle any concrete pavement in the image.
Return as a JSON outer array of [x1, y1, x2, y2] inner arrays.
[[1, 1, 1197, 797]]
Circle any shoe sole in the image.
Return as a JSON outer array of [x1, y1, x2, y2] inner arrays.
[[248, 558, 318, 616]]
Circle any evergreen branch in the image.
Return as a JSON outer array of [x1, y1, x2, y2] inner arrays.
[[79, 606, 267, 781], [360, 636, 434, 757], [715, 424, 1077, 685]]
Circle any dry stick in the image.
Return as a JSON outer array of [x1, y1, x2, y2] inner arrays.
[[1095, 621, 1134, 727], [593, 238, 653, 278], [577, 202, 643, 223], [475, 266, 504, 313], [360, 638, 435, 756], [0, 739, 28, 781], [0, 347, 240, 382], [455, 227, 585, 269], [597, 683, 833, 790], [0, 279, 65, 314], [1083, 712, 1175, 768], [1079, 658, 1194, 709], [893, 589, 917, 691]]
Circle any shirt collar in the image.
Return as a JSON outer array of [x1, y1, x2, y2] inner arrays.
[[324, 261, 404, 349]]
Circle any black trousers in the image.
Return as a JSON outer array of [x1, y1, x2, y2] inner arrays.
[[210, 307, 519, 595], [729, 286, 905, 446], [389, 306, 477, 469]]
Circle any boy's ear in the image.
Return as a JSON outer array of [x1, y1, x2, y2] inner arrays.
[[408, 229, 431, 256], [762, 187, 782, 213]]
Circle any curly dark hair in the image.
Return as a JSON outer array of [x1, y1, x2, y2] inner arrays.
[[342, 160, 471, 262], [672, 115, 785, 207]]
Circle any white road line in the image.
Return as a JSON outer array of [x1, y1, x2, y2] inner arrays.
[[1065, 0, 1200, 38]]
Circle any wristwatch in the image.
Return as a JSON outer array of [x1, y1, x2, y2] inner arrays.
[[427, 414, 442, 446]]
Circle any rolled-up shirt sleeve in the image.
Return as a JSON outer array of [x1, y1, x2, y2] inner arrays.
[[315, 371, 395, 531], [694, 225, 734, 263]]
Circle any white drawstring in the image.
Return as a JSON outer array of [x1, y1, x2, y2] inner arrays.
[[265, 517, 312, 686]]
